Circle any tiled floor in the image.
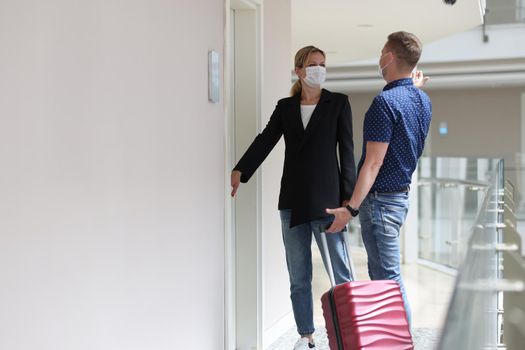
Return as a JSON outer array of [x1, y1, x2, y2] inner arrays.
[[267, 246, 455, 349]]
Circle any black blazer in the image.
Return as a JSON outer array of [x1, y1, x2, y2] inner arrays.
[[234, 89, 356, 227]]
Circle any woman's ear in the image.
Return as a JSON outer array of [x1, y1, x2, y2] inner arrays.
[[295, 67, 303, 79]]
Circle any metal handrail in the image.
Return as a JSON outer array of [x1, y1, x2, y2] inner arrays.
[[419, 177, 491, 188]]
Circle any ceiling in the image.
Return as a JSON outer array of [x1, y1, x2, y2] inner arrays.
[[291, 0, 485, 65]]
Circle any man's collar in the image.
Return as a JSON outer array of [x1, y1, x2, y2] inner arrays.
[[383, 78, 413, 91]]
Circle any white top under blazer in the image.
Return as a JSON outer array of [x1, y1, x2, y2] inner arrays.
[[300, 104, 317, 129]]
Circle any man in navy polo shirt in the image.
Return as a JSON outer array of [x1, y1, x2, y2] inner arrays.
[[326, 31, 432, 325]]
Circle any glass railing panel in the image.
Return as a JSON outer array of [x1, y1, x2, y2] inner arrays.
[[437, 159, 503, 350], [501, 250, 525, 348], [500, 154, 525, 348], [418, 157, 500, 269], [505, 153, 525, 256], [437, 156, 525, 349]]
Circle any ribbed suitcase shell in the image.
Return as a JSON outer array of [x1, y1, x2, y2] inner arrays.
[[321, 280, 413, 350]]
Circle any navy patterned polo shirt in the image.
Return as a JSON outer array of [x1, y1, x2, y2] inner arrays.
[[358, 78, 432, 193]]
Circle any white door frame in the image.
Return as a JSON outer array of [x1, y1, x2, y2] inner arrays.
[[521, 92, 525, 156], [224, 1, 263, 349], [224, 6, 236, 350]]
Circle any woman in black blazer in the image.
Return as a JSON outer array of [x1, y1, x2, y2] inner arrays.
[[231, 46, 356, 350]]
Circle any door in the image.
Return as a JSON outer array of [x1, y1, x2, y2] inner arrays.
[[225, 1, 262, 349]]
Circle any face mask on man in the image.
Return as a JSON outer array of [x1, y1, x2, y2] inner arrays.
[[303, 66, 326, 87], [378, 52, 392, 78]]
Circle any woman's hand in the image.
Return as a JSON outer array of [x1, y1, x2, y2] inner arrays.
[[231, 170, 242, 197]]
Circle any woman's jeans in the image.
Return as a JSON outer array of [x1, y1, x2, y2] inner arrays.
[[358, 191, 412, 325], [280, 209, 352, 336]]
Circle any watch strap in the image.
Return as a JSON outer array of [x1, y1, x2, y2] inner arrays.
[[345, 205, 359, 217]]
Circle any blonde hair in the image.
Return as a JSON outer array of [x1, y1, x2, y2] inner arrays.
[[290, 46, 326, 96]]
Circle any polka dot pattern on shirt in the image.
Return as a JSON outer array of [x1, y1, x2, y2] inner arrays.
[[358, 78, 432, 192]]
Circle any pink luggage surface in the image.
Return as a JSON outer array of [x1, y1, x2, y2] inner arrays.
[[321, 280, 413, 350]]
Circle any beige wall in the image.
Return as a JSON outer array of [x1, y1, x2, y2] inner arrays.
[[426, 87, 522, 158], [0, 1, 225, 349], [345, 87, 525, 160]]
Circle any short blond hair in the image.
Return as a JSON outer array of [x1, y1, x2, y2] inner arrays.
[[386, 31, 422, 71]]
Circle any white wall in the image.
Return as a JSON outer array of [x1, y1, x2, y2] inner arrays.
[[0, 1, 225, 349], [261, 0, 293, 346], [335, 24, 525, 67], [420, 23, 525, 63]]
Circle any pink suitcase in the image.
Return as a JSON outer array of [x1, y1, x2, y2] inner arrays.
[[319, 232, 413, 350]]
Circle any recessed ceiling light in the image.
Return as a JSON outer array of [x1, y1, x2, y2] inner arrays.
[[357, 24, 374, 28]]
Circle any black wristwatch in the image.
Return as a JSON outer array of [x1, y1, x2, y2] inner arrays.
[[345, 205, 359, 217]]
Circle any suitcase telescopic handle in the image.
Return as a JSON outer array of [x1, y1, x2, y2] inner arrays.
[[319, 230, 356, 287]]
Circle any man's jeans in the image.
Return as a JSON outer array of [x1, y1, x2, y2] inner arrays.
[[359, 191, 412, 325], [280, 209, 352, 336]]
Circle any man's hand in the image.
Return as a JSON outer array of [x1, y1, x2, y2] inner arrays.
[[412, 70, 429, 88], [325, 207, 351, 233], [231, 170, 242, 197]]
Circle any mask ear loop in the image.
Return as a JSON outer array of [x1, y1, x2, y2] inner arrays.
[[379, 52, 393, 71]]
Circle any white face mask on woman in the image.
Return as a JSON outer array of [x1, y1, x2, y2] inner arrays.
[[303, 66, 326, 87]]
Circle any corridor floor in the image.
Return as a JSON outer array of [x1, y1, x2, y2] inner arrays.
[[267, 246, 455, 350]]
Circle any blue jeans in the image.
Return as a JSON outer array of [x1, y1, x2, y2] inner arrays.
[[358, 192, 412, 325], [280, 209, 352, 336]]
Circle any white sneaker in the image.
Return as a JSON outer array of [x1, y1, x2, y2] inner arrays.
[[293, 337, 315, 350]]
